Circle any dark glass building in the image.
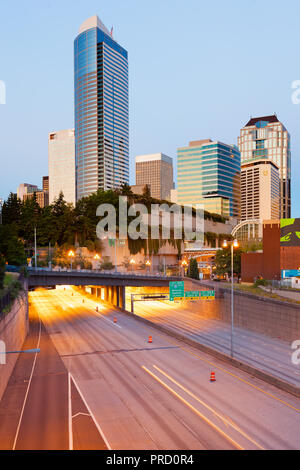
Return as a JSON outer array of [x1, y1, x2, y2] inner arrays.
[[177, 139, 241, 218], [74, 16, 129, 200]]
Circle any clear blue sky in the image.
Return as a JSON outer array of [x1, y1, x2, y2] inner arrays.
[[0, 0, 299, 215]]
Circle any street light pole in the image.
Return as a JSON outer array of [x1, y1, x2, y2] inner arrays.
[[34, 227, 37, 270], [223, 239, 239, 358], [231, 242, 234, 358]]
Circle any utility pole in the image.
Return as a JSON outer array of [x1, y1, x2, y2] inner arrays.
[[0, 198, 3, 225], [34, 227, 37, 270]]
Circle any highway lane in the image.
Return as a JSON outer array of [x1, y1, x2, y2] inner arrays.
[[0, 297, 108, 450], [127, 294, 300, 387], [4, 287, 298, 450]]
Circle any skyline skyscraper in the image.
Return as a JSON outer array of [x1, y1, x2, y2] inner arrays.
[[135, 153, 174, 200], [238, 115, 291, 219], [240, 159, 280, 222], [74, 15, 129, 201], [48, 129, 76, 205], [177, 139, 241, 218]]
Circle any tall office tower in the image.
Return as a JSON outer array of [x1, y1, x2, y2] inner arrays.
[[42, 176, 49, 192], [74, 15, 129, 200], [177, 139, 240, 217], [17, 183, 38, 201], [238, 115, 291, 218], [135, 153, 174, 200], [48, 129, 76, 205], [241, 159, 280, 221]]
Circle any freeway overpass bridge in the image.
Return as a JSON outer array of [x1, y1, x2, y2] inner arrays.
[[27, 269, 181, 310]]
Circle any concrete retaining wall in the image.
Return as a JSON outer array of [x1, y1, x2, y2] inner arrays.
[[185, 279, 300, 342], [0, 288, 29, 402]]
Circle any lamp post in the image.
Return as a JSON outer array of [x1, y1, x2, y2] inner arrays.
[[68, 250, 75, 271], [94, 253, 100, 271], [181, 259, 188, 277], [222, 239, 239, 358], [130, 258, 135, 273], [146, 259, 151, 274]]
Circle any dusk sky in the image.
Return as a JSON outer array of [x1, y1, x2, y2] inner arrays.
[[1, 0, 299, 215]]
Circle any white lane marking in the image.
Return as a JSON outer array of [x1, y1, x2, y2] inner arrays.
[[152, 364, 264, 450], [12, 316, 42, 450], [69, 373, 111, 450], [68, 372, 73, 450], [72, 412, 90, 419], [94, 311, 122, 329], [142, 365, 244, 450]]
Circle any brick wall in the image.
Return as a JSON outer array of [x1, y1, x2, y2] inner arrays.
[[241, 252, 263, 282]]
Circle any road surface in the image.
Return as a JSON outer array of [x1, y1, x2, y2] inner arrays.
[[127, 293, 300, 387], [0, 287, 299, 450]]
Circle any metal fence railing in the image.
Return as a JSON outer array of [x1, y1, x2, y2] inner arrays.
[[268, 279, 293, 290]]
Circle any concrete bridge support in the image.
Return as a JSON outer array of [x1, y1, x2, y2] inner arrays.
[[118, 286, 125, 309]]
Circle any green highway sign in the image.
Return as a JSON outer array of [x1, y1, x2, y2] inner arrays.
[[169, 281, 184, 301], [185, 290, 200, 299], [200, 290, 215, 299]]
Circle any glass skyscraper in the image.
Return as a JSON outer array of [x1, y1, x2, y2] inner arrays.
[[238, 115, 291, 218], [74, 16, 129, 200], [177, 139, 241, 218]]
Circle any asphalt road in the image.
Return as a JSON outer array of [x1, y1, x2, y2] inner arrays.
[[127, 294, 300, 387], [0, 287, 300, 450]]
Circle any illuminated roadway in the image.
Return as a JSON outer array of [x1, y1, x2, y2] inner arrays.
[[0, 287, 299, 450], [128, 294, 300, 387]]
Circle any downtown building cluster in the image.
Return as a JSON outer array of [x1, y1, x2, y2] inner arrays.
[[15, 15, 292, 279]]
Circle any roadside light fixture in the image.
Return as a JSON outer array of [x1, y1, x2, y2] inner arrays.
[[181, 259, 188, 277], [68, 250, 75, 270], [130, 258, 135, 272], [94, 253, 100, 260], [222, 239, 239, 358], [145, 259, 151, 273]]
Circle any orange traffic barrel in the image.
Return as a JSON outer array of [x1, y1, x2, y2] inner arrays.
[[210, 371, 216, 382], [148, 335, 152, 344], [113, 317, 117, 323]]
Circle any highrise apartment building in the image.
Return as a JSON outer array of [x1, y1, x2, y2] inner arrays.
[[48, 129, 76, 205], [74, 16, 129, 200], [177, 139, 240, 217], [17, 183, 38, 201], [18, 179, 49, 208], [241, 159, 280, 221], [135, 153, 174, 200], [238, 115, 291, 218]]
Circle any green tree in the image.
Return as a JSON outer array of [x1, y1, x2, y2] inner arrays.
[[6, 236, 26, 266], [51, 192, 76, 245], [19, 194, 41, 244], [0, 254, 5, 290], [187, 258, 199, 280], [215, 247, 242, 277], [2, 193, 22, 226]]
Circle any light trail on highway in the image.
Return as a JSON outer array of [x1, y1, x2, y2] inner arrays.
[[127, 292, 300, 387], [0, 287, 299, 450]]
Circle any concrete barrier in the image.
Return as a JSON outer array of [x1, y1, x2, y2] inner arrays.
[[0, 290, 29, 402], [184, 279, 300, 342]]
